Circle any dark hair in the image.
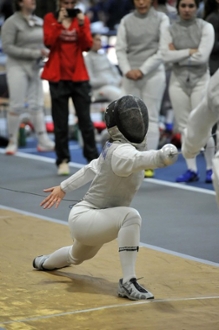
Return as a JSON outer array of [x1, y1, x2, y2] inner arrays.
[[157, 0, 167, 4], [91, 33, 100, 38], [131, 0, 154, 5], [13, 0, 22, 11], [176, 0, 199, 13], [203, 0, 219, 19]]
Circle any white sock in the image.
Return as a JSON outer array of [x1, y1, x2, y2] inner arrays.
[[118, 223, 140, 283], [30, 110, 52, 145], [43, 246, 73, 269], [185, 158, 197, 172], [7, 113, 21, 144]]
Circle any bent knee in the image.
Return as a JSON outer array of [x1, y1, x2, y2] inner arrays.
[[68, 250, 83, 265], [123, 208, 142, 227]]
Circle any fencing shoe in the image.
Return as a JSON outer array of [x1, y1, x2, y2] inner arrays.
[[32, 255, 55, 271], [144, 169, 154, 178], [57, 160, 70, 176], [205, 169, 213, 183], [37, 138, 55, 152], [176, 169, 199, 183], [5, 142, 17, 155], [118, 278, 154, 300]]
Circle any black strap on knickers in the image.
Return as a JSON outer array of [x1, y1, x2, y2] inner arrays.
[[119, 246, 139, 252]]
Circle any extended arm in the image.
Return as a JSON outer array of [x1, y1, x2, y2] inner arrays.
[[40, 159, 99, 208], [60, 158, 98, 192], [112, 144, 178, 177]]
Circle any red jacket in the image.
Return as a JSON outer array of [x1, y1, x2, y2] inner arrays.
[[41, 12, 92, 82]]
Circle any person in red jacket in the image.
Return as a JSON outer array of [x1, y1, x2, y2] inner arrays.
[[41, 0, 99, 175]]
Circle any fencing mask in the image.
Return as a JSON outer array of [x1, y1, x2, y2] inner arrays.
[[105, 95, 149, 143]]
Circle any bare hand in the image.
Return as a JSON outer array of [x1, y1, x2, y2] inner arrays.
[[40, 186, 66, 209], [58, 7, 68, 23], [125, 69, 143, 80], [168, 43, 176, 51], [41, 48, 50, 58], [189, 48, 198, 56], [77, 12, 85, 25]]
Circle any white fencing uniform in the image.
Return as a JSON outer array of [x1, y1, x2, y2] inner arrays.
[[182, 69, 219, 204], [34, 95, 178, 299], [161, 17, 215, 175], [1, 11, 54, 152], [116, 8, 169, 150]]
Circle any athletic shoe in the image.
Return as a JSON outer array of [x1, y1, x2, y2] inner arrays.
[[32, 255, 53, 271], [144, 169, 154, 178], [118, 278, 154, 300], [5, 142, 17, 155], [57, 160, 70, 176], [37, 139, 55, 152], [205, 169, 213, 184], [176, 169, 199, 183]]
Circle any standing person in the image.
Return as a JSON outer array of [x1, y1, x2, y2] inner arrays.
[[203, 0, 219, 77], [41, 0, 99, 176], [161, 0, 215, 183], [116, 0, 169, 178], [1, 0, 55, 155], [203, 0, 219, 150], [203, 0, 219, 149], [84, 33, 125, 103], [182, 69, 219, 203], [33, 95, 178, 301], [155, 0, 177, 148]]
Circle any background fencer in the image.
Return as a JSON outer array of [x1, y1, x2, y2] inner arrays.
[[182, 69, 219, 205], [33, 95, 178, 301]]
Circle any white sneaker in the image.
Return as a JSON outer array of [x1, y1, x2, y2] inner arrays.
[[118, 278, 154, 300], [33, 255, 53, 270], [5, 142, 17, 155], [57, 160, 70, 176], [37, 138, 55, 152]]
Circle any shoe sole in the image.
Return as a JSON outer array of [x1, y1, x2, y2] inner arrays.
[[5, 151, 16, 155], [33, 255, 50, 271], [32, 257, 37, 269], [118, 292, 154, 301], [37, 147, 54, 152], [176, 177, 199, 183], [57, 172, 70, 176]]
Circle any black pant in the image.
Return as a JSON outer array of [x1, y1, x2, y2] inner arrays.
[[49, 80, 99, 166]]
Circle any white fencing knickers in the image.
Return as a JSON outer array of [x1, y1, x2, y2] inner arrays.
[[42, 202, 142, 282]]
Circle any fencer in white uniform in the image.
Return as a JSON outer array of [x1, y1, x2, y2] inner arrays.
[[182, 69, 219, 204], [33, 95, 178, 301]]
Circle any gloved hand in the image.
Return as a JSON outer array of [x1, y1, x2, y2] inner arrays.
[[159, 144, 178, 166]]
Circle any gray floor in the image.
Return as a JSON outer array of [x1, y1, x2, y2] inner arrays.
[[0, 151, 219, 264]]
